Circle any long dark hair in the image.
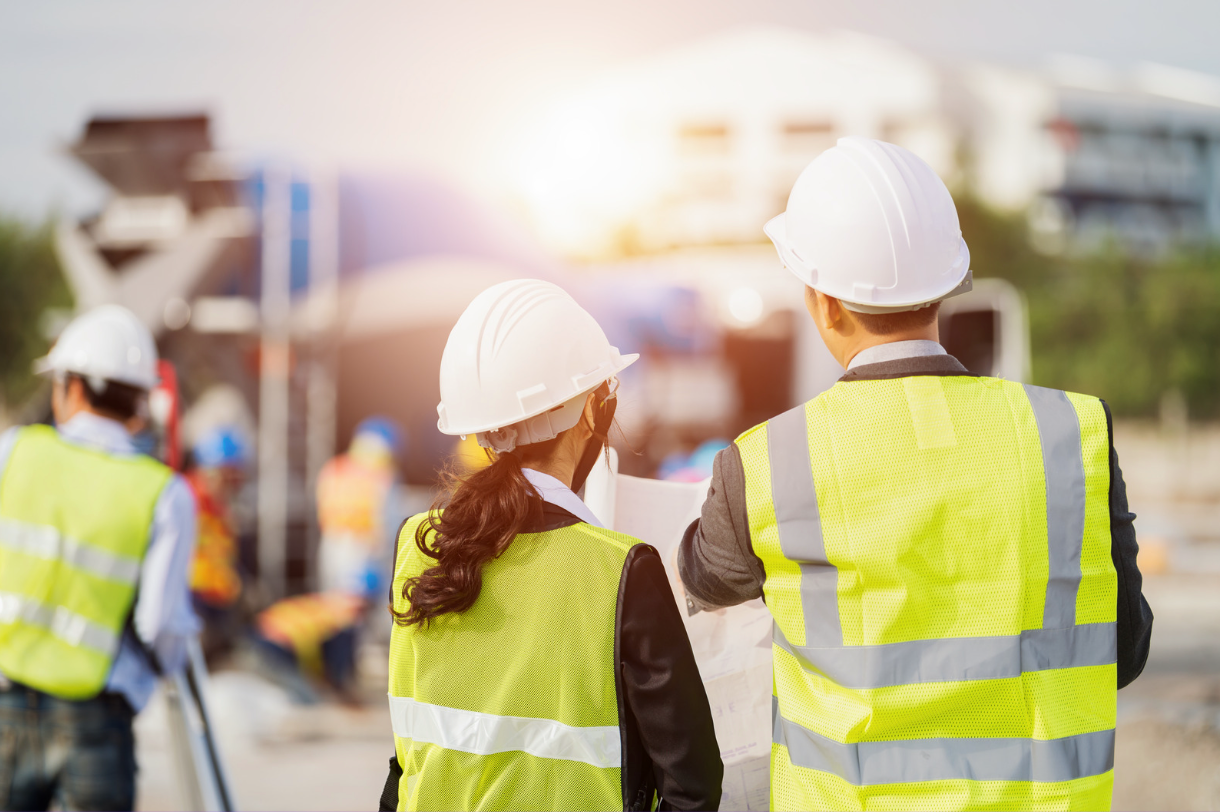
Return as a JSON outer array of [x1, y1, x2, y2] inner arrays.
[[391, 437, 561, 628]]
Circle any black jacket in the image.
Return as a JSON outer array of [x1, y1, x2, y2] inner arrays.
[[381, 502, 723, 812], [678, 353, 1154, 689]]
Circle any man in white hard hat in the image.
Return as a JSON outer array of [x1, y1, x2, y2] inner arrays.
[[678, 138, 1153, 811], [0, 305, 197, 810]]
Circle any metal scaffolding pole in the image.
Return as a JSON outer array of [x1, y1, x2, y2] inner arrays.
[[257, 165, 291, 600], [304, 166, 340, 592]]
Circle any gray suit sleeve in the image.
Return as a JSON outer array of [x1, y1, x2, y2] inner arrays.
[[677, 445, 766, 613]]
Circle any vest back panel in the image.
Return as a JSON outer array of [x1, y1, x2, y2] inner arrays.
[[388, 512, 639, 811], [0, 425, 171, 698], [736, 377, 1118, 810]]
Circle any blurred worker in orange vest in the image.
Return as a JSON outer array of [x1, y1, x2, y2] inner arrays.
[[316, 417, 401, 599], [251, 591, 366, 704], [186, 425, 248, 657]]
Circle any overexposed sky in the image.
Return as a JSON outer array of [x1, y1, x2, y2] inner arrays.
[[3, 0, 1218, 218]]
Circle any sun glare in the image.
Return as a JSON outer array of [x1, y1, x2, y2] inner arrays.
[[511, 90, 666, 257]]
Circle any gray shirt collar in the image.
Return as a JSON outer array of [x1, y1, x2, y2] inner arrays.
[[847, 340, 947, 371]]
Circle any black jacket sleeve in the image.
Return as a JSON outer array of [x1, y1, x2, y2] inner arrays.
[[379, 753, 401, 811], [1105, 401, 1154, 688], [617, 545, 723, 811]]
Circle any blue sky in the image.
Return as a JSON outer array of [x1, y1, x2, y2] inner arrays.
[[2, 0, 1216, 218]]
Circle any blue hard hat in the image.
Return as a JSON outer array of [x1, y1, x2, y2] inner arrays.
[[194, 426, 248, 469], [354, 416, 402, 453], [688, 439, 729, 474]]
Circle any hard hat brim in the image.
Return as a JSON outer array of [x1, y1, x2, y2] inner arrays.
[[764, 213, 818, 290], [436, 351, 640, 437], [32, 355, 55, 377], [767, 211, 972, 311]]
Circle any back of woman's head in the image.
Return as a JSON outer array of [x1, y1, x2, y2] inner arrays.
[[391, 436, 560, 628], [400, 278, 636, 627]]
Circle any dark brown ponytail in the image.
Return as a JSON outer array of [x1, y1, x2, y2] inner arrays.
[[391, 439, 558, 627]]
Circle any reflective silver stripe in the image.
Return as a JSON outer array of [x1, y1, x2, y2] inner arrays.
[[0, 518, 141, 586], [767, 404, 841, 647], [1023, 385, 1086, 629], [0, 592, 120, 655], [387, 695, 621, 769], [775, 621, 1116, 689], [773, 697, 1114, 784]]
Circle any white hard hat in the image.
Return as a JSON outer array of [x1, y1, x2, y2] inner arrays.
[[437, 279, 638, 452], [764, 137, 972, 314], [36, 304, 159, 391]]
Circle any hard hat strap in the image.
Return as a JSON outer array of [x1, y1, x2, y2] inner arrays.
[[571, 381, 617, 496]]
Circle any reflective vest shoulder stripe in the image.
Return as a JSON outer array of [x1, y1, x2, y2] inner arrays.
[[387, 695, 621, 769], [0, 518, 142, 585], [0, 592, 119, 654], [766, 402, 840, 648], [1023, 384, 1087, 628], [774, 697, 1115, 785]]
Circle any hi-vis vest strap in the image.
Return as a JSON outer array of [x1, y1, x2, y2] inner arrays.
[[388, 513, 638, 812], [736, 377, 1118, 811], [0, 425, 171, 699]]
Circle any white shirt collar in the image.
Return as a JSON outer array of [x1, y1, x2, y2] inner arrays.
[[847, 340, 947, 371], [521, 468, 604, 528], [57, 412, 136, 455]]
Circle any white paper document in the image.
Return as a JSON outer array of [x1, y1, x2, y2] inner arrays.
[[585, 457, 772, 811]]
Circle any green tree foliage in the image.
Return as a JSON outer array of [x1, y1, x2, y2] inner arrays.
[[0, 217, 72, 407], [958, 198, 1220, 419]]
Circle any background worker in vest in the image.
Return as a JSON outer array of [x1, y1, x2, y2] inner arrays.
[[0, 305, 198, 811], [249, 590, 366, 704], [678, 138, 1154, 811], [316, 416, 401, 601], [382, 279, 722, 812], [187, 425, 248, 660]]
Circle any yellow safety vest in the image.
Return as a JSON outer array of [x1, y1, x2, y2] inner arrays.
[[737, 377, 1117, 811], [388, 513, 640, 812], [0, 425, 172, 699]]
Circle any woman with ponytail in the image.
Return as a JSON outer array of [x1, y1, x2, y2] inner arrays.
[[380, 280, 722, 812]]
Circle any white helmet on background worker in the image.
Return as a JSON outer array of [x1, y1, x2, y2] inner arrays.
[[36, 304, 159, 392], [437, 279, 638, 453], [764, 136, 972, 314]]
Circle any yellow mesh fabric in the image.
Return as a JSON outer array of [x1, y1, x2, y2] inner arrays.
[[774, 645, 1116, 742], [771, 744, 1115, 812], [0, 425, 170, 698], [388, 514, 636, 811], [810, 377, 1049, 646], [738, 378, 1117, 811], [1066, 394, 1117, 626], [397, 742, 621, 812]]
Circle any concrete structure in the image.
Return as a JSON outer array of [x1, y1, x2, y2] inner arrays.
[[52, 114, 558, 596]]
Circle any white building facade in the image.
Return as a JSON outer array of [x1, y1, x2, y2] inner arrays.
[[515, 26, 1220, 258]]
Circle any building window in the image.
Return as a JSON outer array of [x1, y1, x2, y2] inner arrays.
[[678, 123, 732, 155], [782, 120, 835, 154]]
